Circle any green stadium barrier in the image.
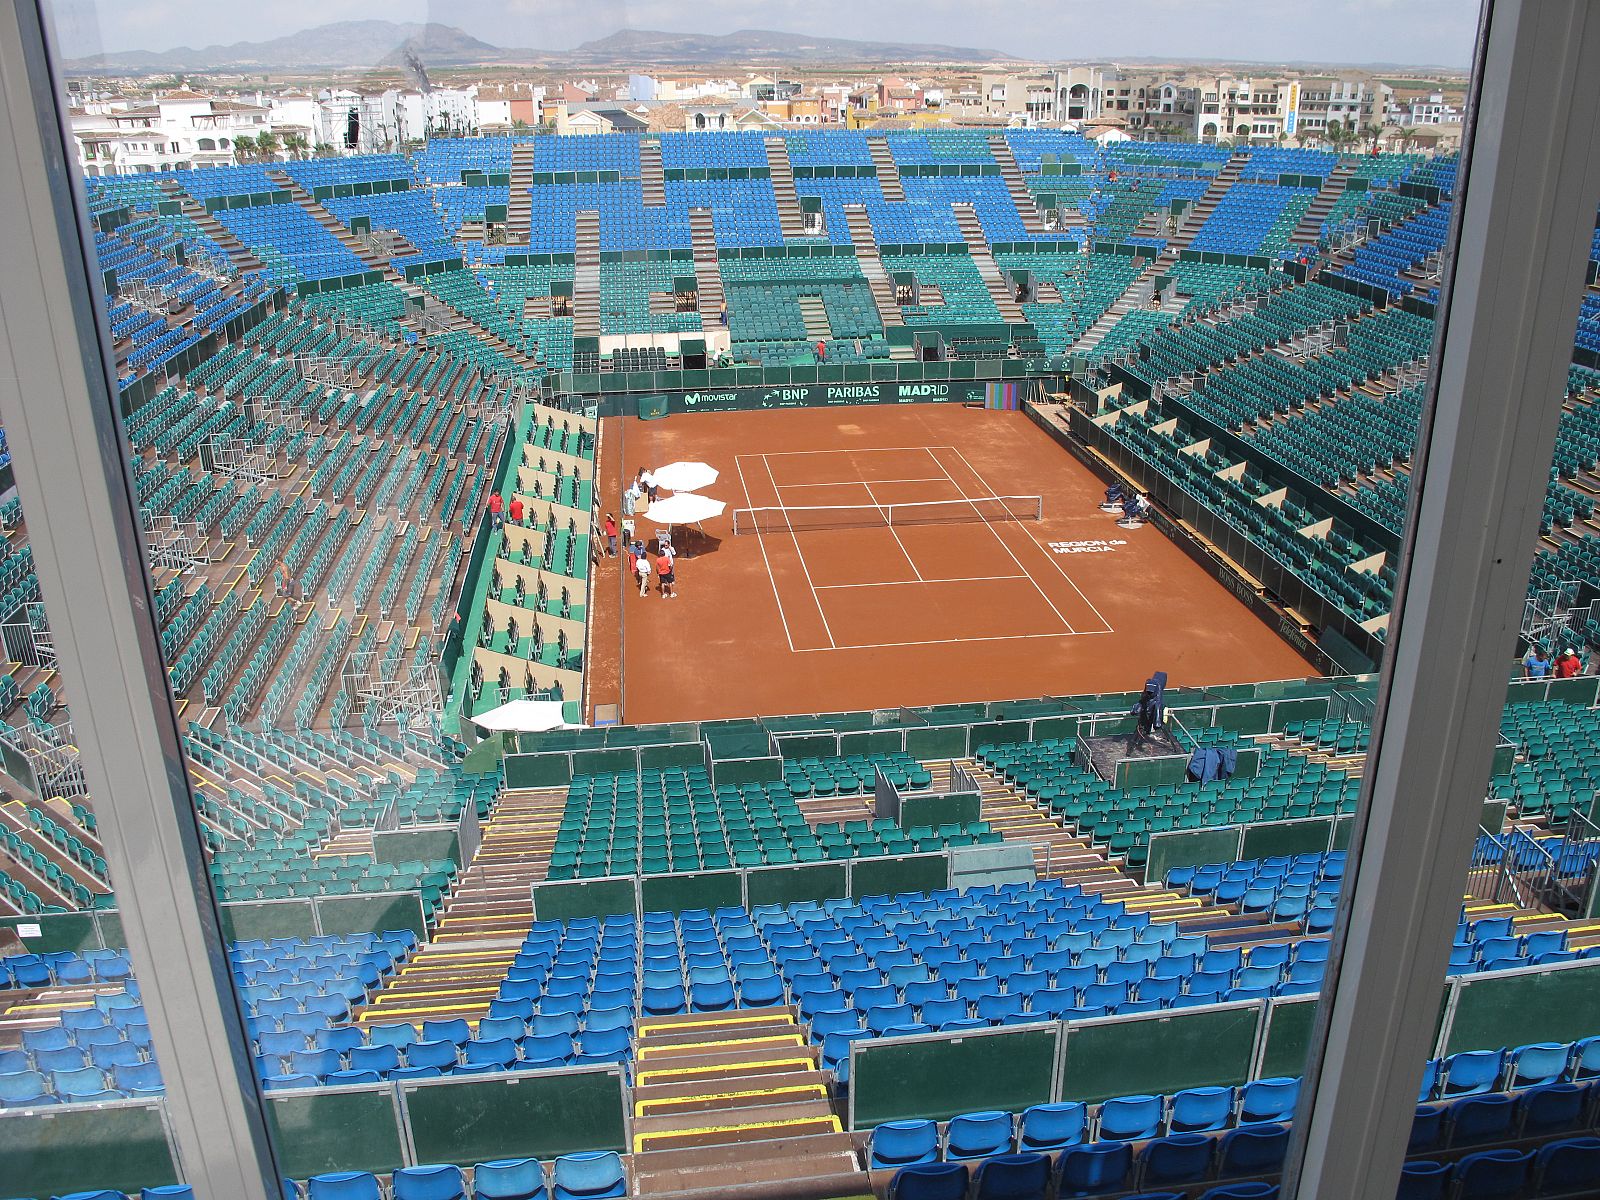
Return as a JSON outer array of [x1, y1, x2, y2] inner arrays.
[[532, 877, 639, 921], [850, 1023, 1060, 1127], [1240, 817, 1336, 861], [905, 725, 971, 759], [571, 747, 638, 778], [503, 752, 573, 788], [1256, 995, 1320, 1080], [1114, 754, 1191, 790], [317, 892, 428, 941], [1331, 814, 1356, 850], [401, 1067, 627, 1166], [745, 861, 849, 908], [898, 792, 981, 830], [0, 911, 102, 953], [639, 870, 743, 915], [840, 729, 907, 757], [219, 898, 318, 943], [850, 852, 950, 900], [774, 732, 841, 759], [1205, 702, 1275, 736], [372, 826, 459, 867], [1144, 827, 1244, 883], [705, 727, 772, 759], [0, 1100, 179, 1197], [1481, 799, 1509, 835], [1441, 960, 1600, 1055], [969, 719, 1033, 751], [710, 756, 785, 788], [1058, 1002, 1264, 1104], [266, 1085, 407, 1179], [637, 741, 705, 769]]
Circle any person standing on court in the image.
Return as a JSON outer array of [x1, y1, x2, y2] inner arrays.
[[622, 479, 641, 521], [656, 549, 677, 599], [632, 540, 651, 597], [603, 513, 618, 557], [641, 468, 659, 504]]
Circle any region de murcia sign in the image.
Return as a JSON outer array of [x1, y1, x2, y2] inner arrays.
[[1049, 539, 1127, 554]]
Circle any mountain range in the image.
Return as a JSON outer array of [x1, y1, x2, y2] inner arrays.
[[62, 21, 1021, 74]]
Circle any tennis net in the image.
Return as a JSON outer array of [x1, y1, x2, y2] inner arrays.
[[731, 495, 1043, 536]]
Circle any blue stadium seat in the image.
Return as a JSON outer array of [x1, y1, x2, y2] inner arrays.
[[1396, 1160, 1451, 1200], [871, 1119, 941, 1168], [471, 1157, 548, 1200], [551, 1151, 626, 1200], [1169, 1085, 1236, 1133], [1439, 1051, 1503, 1097], [1507, 1042, 1570, 1088], [1056, 1141, 1133, 1197], [1018, 1102, 1086, 1151], [1446, 1094, 1516, 1145], [1453, 1148, 1533, 1198], [1238, 1077, 1299, 1123], [1140, 1132, 1214, 1186], [972, 1153, 1052, 1200], [307, 1173, 383, 1200], [887, 1162, 969, 1200], [1097, 1094, 1161, 1140], [946, 1110, 1014, 1161], [1217, 1123, 1289, 1178], [393, 1164, 468, 1200], [1534, 1136, 1600, 1196]]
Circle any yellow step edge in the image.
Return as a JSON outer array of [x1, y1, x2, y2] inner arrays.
[[634, 1083, 826, 1116], [638, 1013, 798, 1036], [636, 1033, 805, 1059], [635, 1057, 814, 1085], [632, 1114, 841, 1154]]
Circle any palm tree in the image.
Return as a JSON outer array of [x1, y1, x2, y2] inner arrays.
[[233, 133, 257, 162], [1362, 123, 1384, 152], [254, 131, 280, 161], [281, 131, 308, 160]]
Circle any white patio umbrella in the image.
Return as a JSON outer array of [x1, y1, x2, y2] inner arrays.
[[652, 461, 720, 493], [470, 698, 579, 733], [644, 492, 726, 525]]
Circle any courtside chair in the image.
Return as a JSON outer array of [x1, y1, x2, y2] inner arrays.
[[1453, 1148, 1534, 1199], [1056, 1141, 1134, 1197], [945, 1110, 1015, 1161], [1534, 1136, 1600, 1196]]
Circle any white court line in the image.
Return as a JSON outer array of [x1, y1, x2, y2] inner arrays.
[[733, 454, 797, 653], [946, 444, 1117, 635], [774, 477, 952, 488], [759, 453, 836, 649], [923, 448, 1077, 635], [862, 481, 923, 582], [763, 446, 951, 457], [794, 629, 1115, 652], [815, 574, 1029, 589]]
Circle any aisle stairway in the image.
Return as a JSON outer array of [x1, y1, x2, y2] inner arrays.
[[867, 137, 905, 203], [639, 139, 666, 208], [268, 170, 403, 282], [629, 1007, 864, 1195], [842, 206, 904, 332], [507, 142, 534, 245], [688, 208, 726, 325], [1291, 162, 1355, 245], [764, 138, 808, 239], [796, 294, 831, 343], [989, 135, 1050, 235], [156, 180, 265, 273], [573, 211, 602, 337], [431, 785, 566, 940], [1074, 152, 1247, 355], [953, 203, 1027, 323]]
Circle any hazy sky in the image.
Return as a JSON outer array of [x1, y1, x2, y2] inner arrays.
[[49, 0, 1480, 67]]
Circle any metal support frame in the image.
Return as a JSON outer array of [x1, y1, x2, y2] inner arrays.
[[1287, 3, 1600, 1196], [0, 3, 280, 1196]]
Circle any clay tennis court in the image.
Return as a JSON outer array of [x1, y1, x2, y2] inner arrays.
[[587, 405, 1315, 724]]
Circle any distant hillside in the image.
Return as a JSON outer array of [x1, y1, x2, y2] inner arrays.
[[63, 21, 507, 73], [64, 21, 1019, 74], [570, 28, 1018, 65]]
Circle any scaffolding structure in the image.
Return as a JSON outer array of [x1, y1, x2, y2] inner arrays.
[[339, 648, 443, 734], [1522, 580, 1586, 647], [142, 510, 210, 573]]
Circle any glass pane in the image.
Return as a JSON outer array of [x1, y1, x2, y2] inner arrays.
[[15, 0, 1503, 1196], [0, 444, 178, 1198]]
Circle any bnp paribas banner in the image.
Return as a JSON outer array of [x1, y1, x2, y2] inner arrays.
[[664, 380, 996, 413]]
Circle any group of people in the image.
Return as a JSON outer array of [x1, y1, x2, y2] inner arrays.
[[603, 467, 678, 600], [486, 491, 527, 531], [1524, 644, 1587, 679]]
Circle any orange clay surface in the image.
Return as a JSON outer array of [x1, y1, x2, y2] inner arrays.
[[585, 404, 1316, 724]]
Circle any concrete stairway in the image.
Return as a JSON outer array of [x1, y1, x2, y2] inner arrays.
[[507, 142, 534, 245], [1291, 162, 1355, 244], [867, 137, 905, 203], [1073, 152, 1247, 355], [157, 179, 265, 273], [688, 208, 726, 325], [268, 169, 402, 281], [639, 139, 666, 207], [630, 1007, 863, 1195], [796, 294, 831, 343], [989, 135, 1049, 234], [841, 205, 903, 332], [953, 203, 1027, 323], [573, 210, 602, 337], [764, 137, 808, 238]]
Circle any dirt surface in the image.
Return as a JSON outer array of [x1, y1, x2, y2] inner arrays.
[[585, 404, 1316, 724]]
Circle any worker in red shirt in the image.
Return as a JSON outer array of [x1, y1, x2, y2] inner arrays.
[[488, 492, 503, 530], [1557, 647, 1583, 678], [656, 551, 676, 599], [508, 496, 524, 525], [603, 513, 618, 556]]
